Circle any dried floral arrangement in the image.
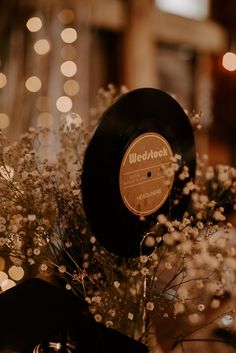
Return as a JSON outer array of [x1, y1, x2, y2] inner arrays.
[[0, 86, 236, 352]]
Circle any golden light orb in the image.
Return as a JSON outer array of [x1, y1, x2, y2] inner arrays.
[[60, 61, 77, 77], [61, 28, 77, 44], [25, 76, 42, 92], [58, 9, 75, 24], [26, 17, 42, 32], [56, 96, 72, 112], [222, 52, 236, 71], [34, 39, 51, 55], [0, 73, 7, 88], [64, 79, 80, 96], [37, 112, 54, 128], [0, 113, 10, 129]]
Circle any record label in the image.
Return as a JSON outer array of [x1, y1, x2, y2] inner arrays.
[[119, 132, 174, 216]]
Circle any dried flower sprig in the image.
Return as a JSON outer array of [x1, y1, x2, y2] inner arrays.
[[0, 87, 236, 353]]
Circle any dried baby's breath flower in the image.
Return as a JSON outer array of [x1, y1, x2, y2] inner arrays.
[[144, 235, 156, 247], [33, 248, 40, 256], [94, 314, 102, 322], [113, 281, 120, 288], [128, 312, 134, 320], [40, 263, 48, 271], [197, 304, 205, 312], [141, 267, 149, 276], [140, 255, 148, 264], [28, 214, 36, 222], [146, 302, 155, 311], [58, 265, 66, 273], [0, 237, 6, 246], [164, 262, 172, 270], [0, 100, 236, 344], [157, 214, 167, 224], [90, 236, 96, 244], [105, 320, 114, 327], [65, 283, 72, 290], [213, 210, 226, 221]]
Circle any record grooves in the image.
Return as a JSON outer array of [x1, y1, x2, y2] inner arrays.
[[82, 88, 196, 257]]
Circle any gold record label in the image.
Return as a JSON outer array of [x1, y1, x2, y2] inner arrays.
[[119, 132, 174, 216]]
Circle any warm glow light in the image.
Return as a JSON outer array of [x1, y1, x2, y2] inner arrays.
[[60, 45, 77, 60], [64, 80, 80, 96], [0, 73, 7, 88], [56, 96, 72, 112], [0, 257, 5, 271], [25, 76, 42, 92], [60, 61, 77, 77], [0, 113, 10, 129], [222, 52, 236, 71], [34, 39, 51, 55], [58, 9, 75, 24], [60, 28, 77, 44], [37, 112, 54, 128], [36, 96, 51, 111], [26, 17, 42, 32]]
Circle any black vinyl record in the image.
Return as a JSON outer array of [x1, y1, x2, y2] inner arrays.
[[82, 88, 195, 257]]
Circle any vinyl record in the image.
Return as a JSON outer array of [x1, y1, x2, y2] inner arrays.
[[82, 88, 195, 257]]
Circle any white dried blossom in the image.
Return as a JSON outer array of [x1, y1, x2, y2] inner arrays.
[[128, 312, 134, 320], [94, 314, 102, 322], [146, 302, 155, 311], [113, 281, 120, 288], [197, 304, 205, 312]]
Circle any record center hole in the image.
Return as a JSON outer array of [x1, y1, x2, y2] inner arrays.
[[147, 171, 152, 178]]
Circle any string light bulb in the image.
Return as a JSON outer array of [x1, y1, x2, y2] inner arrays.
[[222, 52, 236, 71]]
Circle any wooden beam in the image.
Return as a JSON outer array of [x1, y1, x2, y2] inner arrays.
[[78, 0, 126, 31], [82, 0, 227, 53], [122, 0, 157, 88], [153, 10, 228, 53]]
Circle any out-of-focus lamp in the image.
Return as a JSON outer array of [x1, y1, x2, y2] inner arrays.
[[222, 52, 236, 71]]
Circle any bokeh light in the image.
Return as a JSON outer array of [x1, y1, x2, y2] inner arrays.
[[64, 79, 80, 96], [26, 17, 42, 32], [37, 112, 54, 128], [60, 61, 77, 77], [222, 52, 236, 71], [60, 28, 77, 44], [34, 39, 51, 55], [0, 113, 10, 129], [0, 73, 7, 88], [56, 96, 72, 112], [36, 96, 51, 111], [25, 76, 42, 92], [60, 45, 77, 60], [0, 257, 5, 271], [58, 9, 75, 24]]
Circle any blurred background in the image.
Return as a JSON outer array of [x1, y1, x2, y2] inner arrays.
[[0, 0, 235, 165]]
